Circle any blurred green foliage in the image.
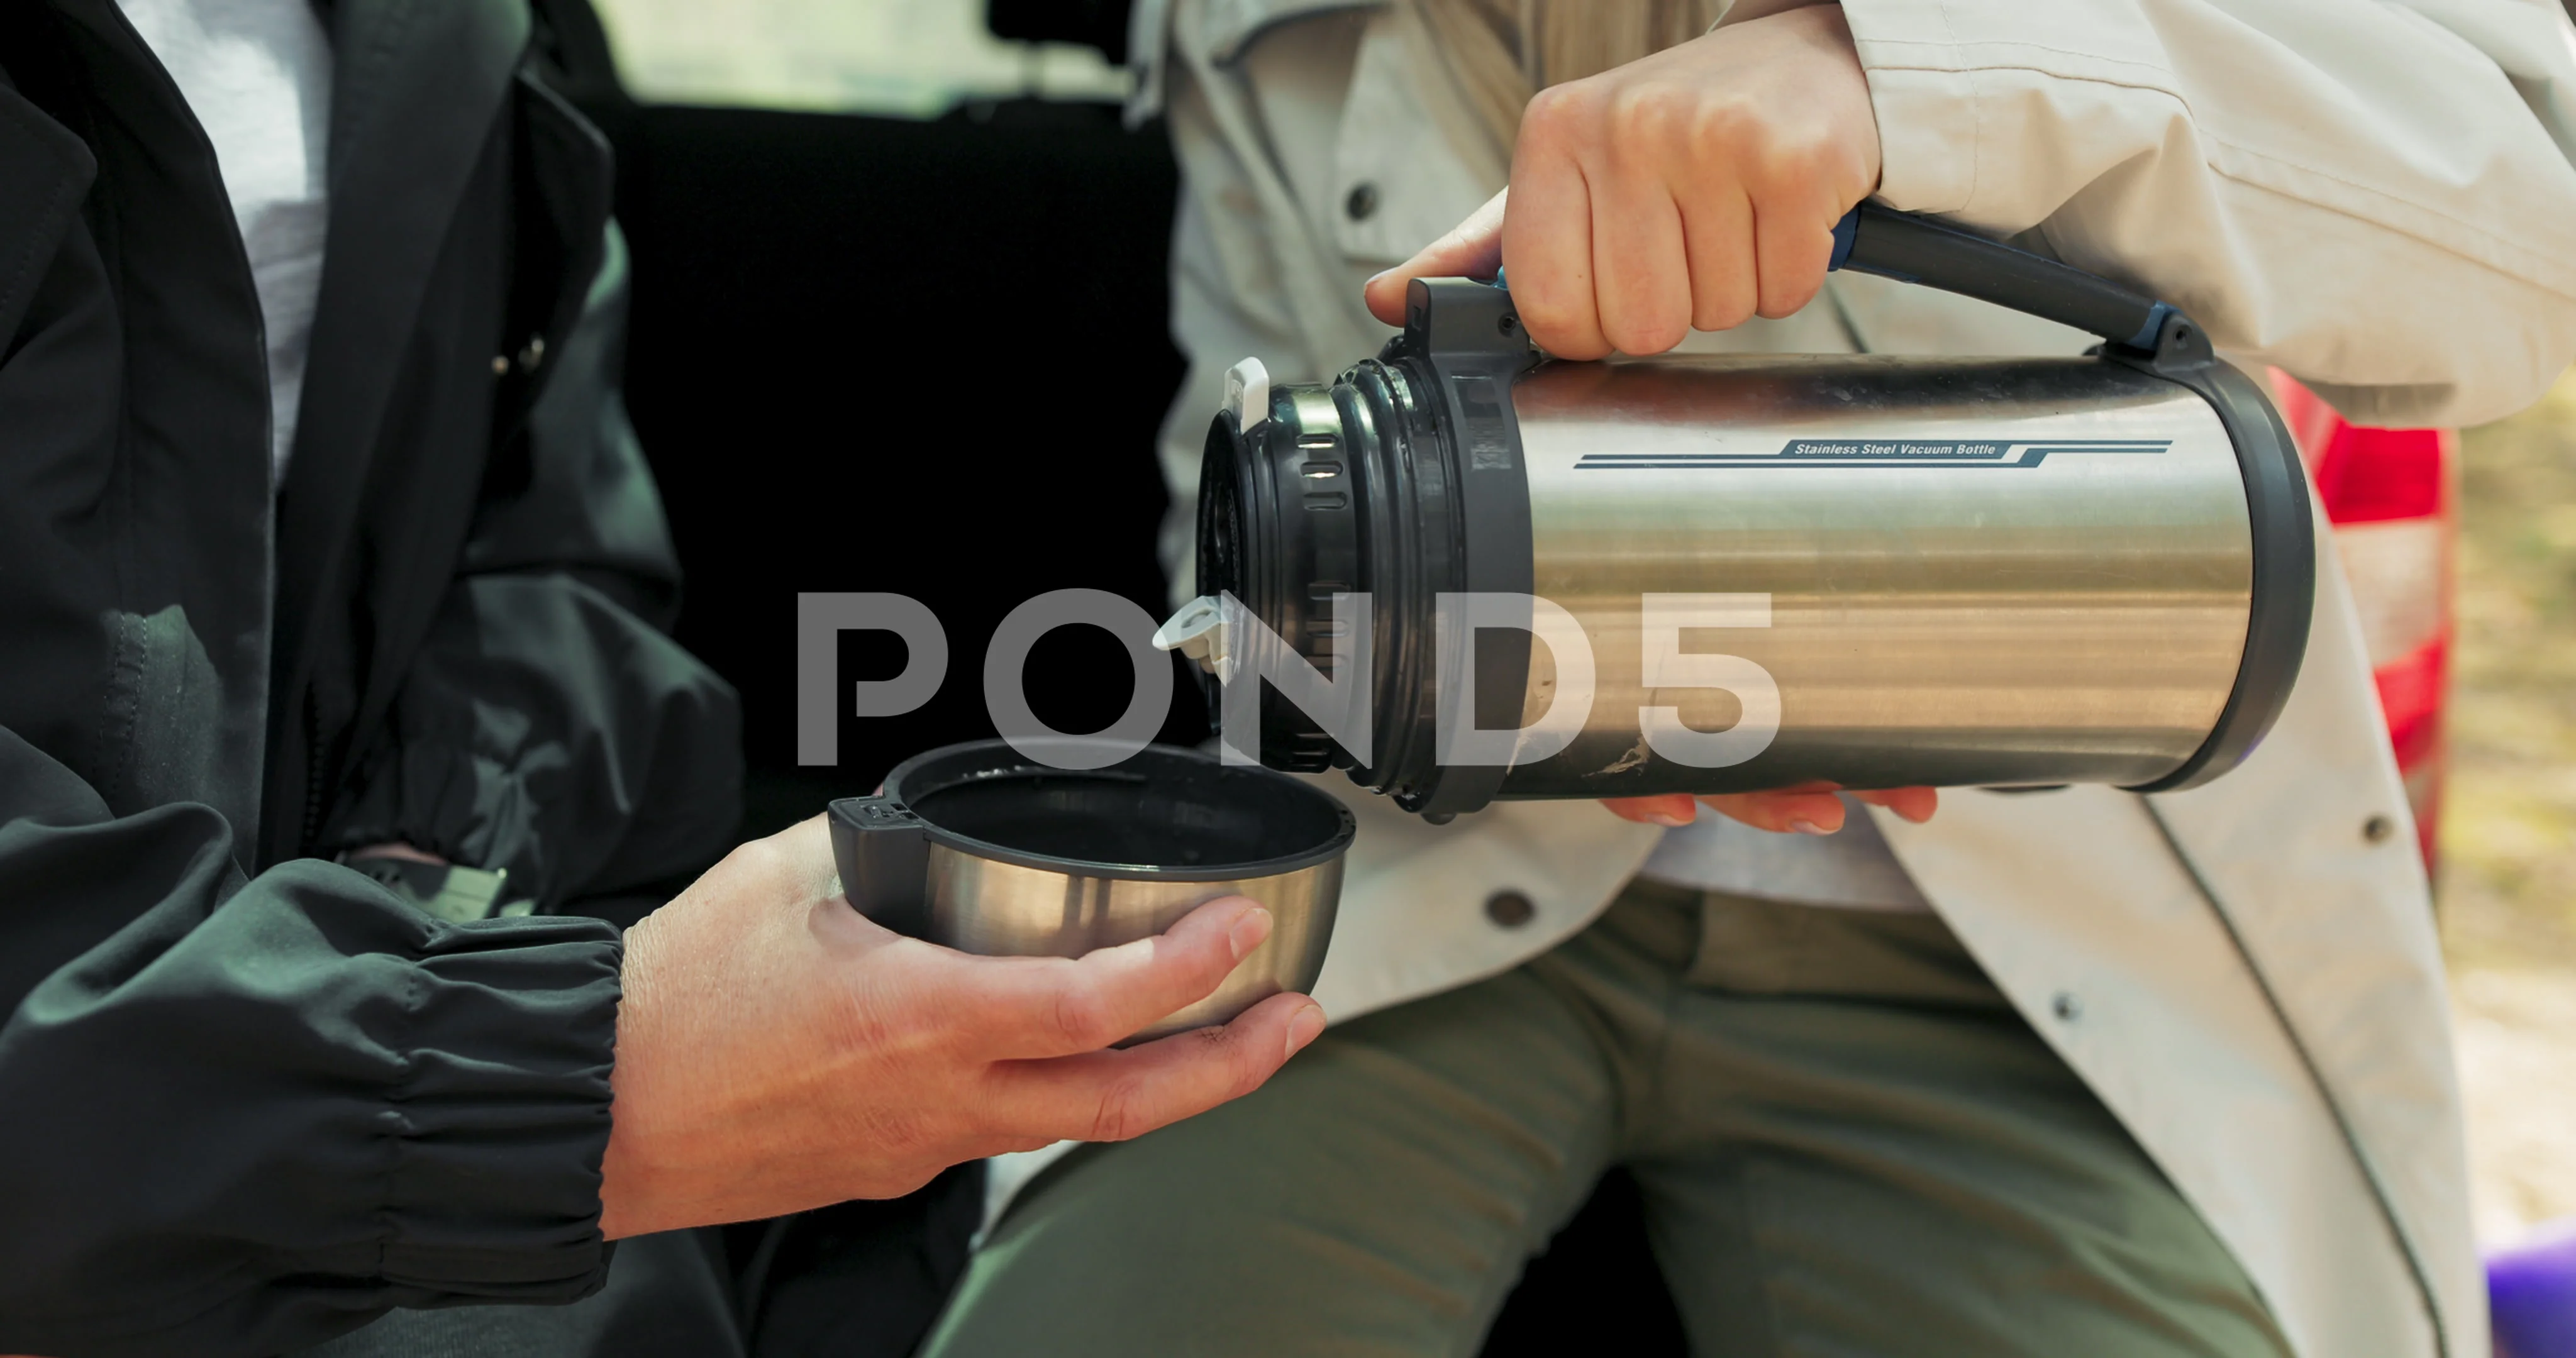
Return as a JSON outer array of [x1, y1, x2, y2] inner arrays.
[[589, 0, 1126, 116], [2446, 372, 2576, 972]]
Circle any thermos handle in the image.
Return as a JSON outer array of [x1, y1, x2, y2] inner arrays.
[[1828, 201, 2181, 353], [826, 796, 933, 938]]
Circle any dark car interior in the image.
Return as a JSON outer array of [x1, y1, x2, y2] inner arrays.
[[537, 0, 1689, 1349]]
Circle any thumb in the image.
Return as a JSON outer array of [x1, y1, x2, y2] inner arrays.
[[1364, 189, 1508, 326]]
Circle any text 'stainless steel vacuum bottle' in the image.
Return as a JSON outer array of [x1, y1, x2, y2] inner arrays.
[[1160, 204, 2316, 821]]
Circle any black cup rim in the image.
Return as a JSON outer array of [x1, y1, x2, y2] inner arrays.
[[880, 738, 1358, 881]]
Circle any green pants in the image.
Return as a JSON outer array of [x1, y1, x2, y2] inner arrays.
[[922, 881, 2290, 1358]]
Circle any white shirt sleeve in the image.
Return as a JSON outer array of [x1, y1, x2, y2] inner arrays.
[[1842, 0, 2576, 428]]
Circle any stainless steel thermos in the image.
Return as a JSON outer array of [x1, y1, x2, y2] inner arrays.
[[1165, 204, 2314, 820]]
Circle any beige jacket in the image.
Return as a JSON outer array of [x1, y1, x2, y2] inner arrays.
[[1003, 2, 2576, 1354]]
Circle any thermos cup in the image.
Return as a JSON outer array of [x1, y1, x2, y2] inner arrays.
[[1161, 203, 2316, 820], [830, 740, 1354, 1041]]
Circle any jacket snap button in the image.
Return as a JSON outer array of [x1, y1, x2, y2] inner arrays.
[[1345, 181, 1380, 221], [2363, 814, 2396, 845], [1484, 890, 1535, 928]]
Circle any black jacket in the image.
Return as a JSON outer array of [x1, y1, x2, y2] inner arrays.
[[0, 1, 741, 1353]]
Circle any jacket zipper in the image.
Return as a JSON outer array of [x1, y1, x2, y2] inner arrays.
[[299, 690, 326, 854]]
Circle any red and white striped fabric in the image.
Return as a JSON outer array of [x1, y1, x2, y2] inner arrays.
[[2272, 372, 2455, 868]]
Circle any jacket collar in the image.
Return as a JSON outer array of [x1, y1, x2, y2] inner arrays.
[[0, 77, 95, 352], [262, 0, 528, 853]]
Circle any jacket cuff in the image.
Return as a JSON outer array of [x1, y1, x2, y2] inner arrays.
[[377, 914, 624, 1298], [1838, 0, 1985, 217], [1839, 0, 2186, 227]]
